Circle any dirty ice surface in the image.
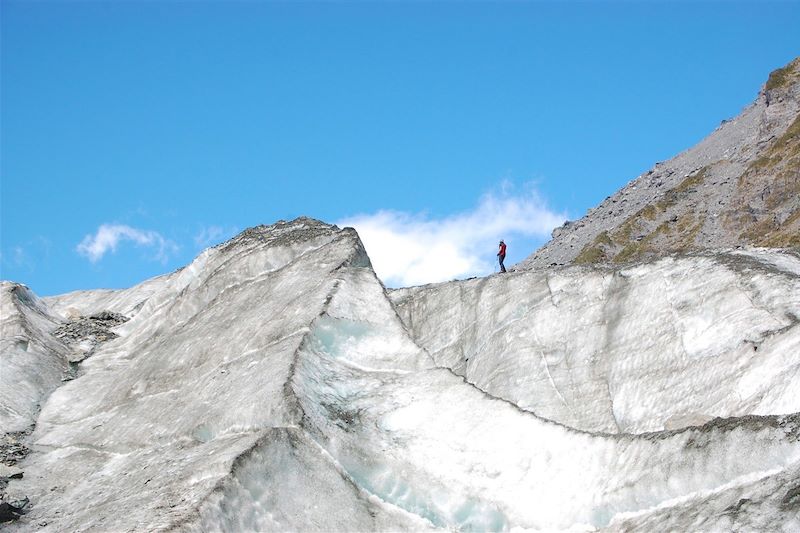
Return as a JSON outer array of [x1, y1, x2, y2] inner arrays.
[[1, 218, 799, 532]]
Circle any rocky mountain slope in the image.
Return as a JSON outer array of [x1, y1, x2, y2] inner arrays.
[[2, 218, 799, 531], [519, 57, 800, 269], [391, 249, 800, 435]]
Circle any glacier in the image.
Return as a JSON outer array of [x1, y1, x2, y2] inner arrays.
[[1, 218, 799, 532]]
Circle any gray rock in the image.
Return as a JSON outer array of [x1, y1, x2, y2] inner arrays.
[[0, 497, 28, 523], [53, 311, 130, 362], [517, 57, 800, 269]]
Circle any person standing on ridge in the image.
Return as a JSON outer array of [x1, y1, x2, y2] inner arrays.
[[497, 240, 507, 273]]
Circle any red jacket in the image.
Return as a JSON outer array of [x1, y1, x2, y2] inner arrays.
[[498, 243, 506, 257]]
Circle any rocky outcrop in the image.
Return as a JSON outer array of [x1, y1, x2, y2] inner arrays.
[[518, 57, 800, 269], [53, 311, 129, 363]]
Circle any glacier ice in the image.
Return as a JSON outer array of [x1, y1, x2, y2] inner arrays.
[[391, 251, 800, 434], [1, 218, 799, 531], [1, 284, 71, 434]]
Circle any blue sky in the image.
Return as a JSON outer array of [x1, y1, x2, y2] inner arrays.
[[2, 1, 798, 294]]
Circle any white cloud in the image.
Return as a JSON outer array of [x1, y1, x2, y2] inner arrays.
[[338, 183, 566, 287], [12, 246, 27, 267], [77, 224, 178, 263], [1, 238, 52, 274], [0, 246, 31, 272], [194, 225, 238, 248]]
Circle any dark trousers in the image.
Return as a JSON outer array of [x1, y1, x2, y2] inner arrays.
[[498, 254, 506, 273]]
